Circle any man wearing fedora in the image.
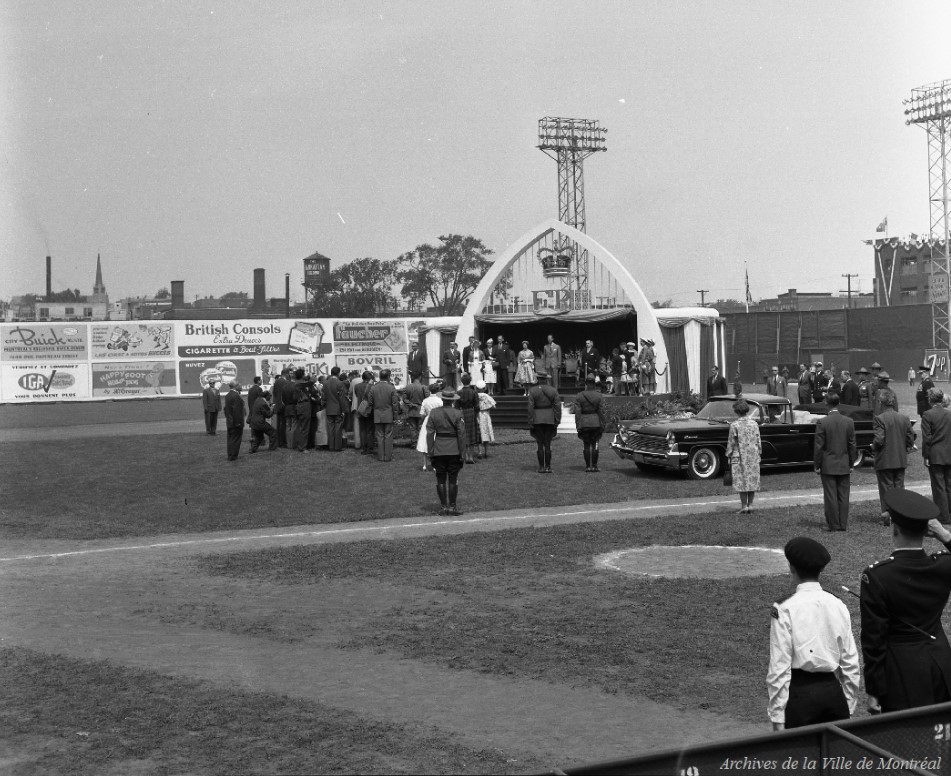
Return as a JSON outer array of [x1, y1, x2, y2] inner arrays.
[[861, 489, 951, 713], [426, 387, 467, 516]]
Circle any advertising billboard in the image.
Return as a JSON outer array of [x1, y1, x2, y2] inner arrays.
[[90, 323, 174, 360], [0, 324, 89, 362], [0, 363, 90, 401], [91, 362, 178, 397]]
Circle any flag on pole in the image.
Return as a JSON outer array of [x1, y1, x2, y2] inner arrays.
[[745, 264, 753, 312], [876, 216, 888, 233]]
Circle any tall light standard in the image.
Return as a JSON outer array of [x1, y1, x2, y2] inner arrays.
[[905, 79, 951, 350]]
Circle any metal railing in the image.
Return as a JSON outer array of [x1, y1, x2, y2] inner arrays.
[[549, 703, 951, 776]]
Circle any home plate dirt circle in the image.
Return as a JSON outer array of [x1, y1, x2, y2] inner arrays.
[[595, 545, 788, 579]]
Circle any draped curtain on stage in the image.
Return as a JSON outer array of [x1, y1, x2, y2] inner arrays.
[[660, 325, 689, 392]]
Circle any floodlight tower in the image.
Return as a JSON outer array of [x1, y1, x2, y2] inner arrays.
[[537, 117, 607, 309], [905, 79, 951, 350]]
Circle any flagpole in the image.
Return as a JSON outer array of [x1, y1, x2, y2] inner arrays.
[[744, 262, 750, 314]]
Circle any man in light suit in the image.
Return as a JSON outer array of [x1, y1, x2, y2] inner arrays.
[[322, 366, 348, 451], [814, 392, 857, 531], [407, 340, 429, 385], [368, 368, 401, 462], [872, 388, 917, 525], [442, 341, 461, 389], [922, 387, 951, 524], [201, 379, 221, 435], [767, 366, 788, 398], [543, 334, 563, 391]]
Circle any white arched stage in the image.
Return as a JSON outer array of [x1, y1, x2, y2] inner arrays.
[[456, 218, 672, 392]]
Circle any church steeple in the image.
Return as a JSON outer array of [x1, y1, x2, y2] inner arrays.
[[91, 253, 108, 303]]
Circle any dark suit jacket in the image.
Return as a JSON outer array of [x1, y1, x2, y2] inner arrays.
[[841, 379, 861, 406], [442, 348, 460, 376], [496, 344, 512, 370], [223, 390, 245, 428], [272, 376, 286, 412], [323, 376, 347, 416], [706, 375, 728, 398], [368, 380, 400, 423], [814, 409, 856, 475], [872, 409, 916, 470], [202, 386, 221, 412], [247, 385, 263, 415], [581, 348, 601, 375], [861, 545, 951, 711], [249, 397, 273, 430], [407, 347, 428, 379], [918, 378, 936, 416], [923, 406, 951, 465]]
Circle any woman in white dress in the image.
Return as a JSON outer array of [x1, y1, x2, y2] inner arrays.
[[467, 339, 486, 382], [475, 380, 496, 458], [416, 383, 446, 471], [482, 338, 498, 395]]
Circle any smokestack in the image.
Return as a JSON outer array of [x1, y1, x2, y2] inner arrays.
[[171, 280, 185, 310], [46, 256, 52, 300], [253, 268, 266, 310]]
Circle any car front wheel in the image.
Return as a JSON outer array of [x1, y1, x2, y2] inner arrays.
[[687, 447, 722, 480]]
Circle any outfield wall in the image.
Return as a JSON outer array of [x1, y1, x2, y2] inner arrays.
[[0, 318, 434, 404]]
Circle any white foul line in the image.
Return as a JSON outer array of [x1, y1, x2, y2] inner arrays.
[[0, 485, 910, 563]]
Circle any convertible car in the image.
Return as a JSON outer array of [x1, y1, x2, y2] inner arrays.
[[610, 393, 878, 480]]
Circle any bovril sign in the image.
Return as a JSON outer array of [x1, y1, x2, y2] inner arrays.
[[17, 371, 76, 391]]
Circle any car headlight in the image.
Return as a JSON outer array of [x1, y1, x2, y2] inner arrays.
[[666, 431, 678, 453]]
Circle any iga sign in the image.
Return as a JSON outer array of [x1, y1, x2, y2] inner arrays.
[[1, 363, 89, 401], [91, 324, 173, 359], [1, 325, 88, 361], [335, 353, 407, 386], [92, 362, 177, 397], [175, 320, 332, 358], [333, 321, 408, 354]]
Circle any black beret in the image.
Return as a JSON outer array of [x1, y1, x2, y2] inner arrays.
[[784, 537, 831, 573], [885, 489, 939, 532]]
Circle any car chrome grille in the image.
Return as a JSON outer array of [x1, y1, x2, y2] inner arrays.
[[625, 432, 668, 455]]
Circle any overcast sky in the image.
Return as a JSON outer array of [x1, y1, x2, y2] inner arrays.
[[2, 1, 950, 307]]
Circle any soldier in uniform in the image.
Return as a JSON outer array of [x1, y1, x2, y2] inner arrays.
[[917, 366, 936, 417], [860, 489, 951, 713], [855, 367, 872, 409], [426, 388, 467, 516], [767, 537, 860, 730]]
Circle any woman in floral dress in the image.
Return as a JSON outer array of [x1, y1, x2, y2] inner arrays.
[[475, 380, 496, 458], [515, 341, 537, 395], [725, 397, 762, 513]]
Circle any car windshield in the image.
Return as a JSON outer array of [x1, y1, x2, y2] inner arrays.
[[695, 400, 742, 422]]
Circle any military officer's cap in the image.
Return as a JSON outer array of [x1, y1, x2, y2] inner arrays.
[[919, 366, 931, 373], [784, 537, 831, 574], [884, 489, 939, 533], [878, 371, 891, 381]]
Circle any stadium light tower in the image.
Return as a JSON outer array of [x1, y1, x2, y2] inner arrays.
[[905, 79, 951, 350], [537, 117, 607, 309]]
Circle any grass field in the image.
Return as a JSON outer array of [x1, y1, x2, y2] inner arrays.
[[0, 381, 940, 774]]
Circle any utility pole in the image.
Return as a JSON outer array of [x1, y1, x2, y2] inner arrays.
[[696, 289, 709, 307], [840, 273, 858, 308]]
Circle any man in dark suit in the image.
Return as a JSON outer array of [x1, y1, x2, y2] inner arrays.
[[322, 366, 348, 451], [353, 370, 375, 455], [246, 376, 263, 427], [281, 369, 301, 451], [272, 369, 288, 447], [872, 388, 917, 525], [861, 489, 951, 714], [922, 387, 951, 524], [368, 368, 400, 462], [495, 336, 512, 394], [442, 341, 461, 389], [201, 379, 222, 435], [916, 367, 936, 417], [223, 380, 245, 461], [407, 341, 429, 385], [461, 336, 476, 378], [581, 339, 601, 384], [249, 389, 277, 453], [814, 392, 857, 531], [839, 370, 860, 406], [705, 365, 728, 400]]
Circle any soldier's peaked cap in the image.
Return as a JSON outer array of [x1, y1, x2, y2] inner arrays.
[[784, 537, 831, 573], [885, 489, 939, 532]]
